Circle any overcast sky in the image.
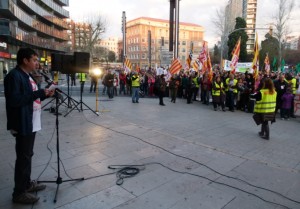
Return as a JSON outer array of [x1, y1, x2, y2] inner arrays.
[[68, 0, 300, 48]]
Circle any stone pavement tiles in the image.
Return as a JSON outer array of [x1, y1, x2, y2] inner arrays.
[[0, 96, 299, 209]]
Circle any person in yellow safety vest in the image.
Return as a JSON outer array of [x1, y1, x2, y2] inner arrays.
[[53, 71, 59, 83], [131, 71, 140, 103], [225, 73, 238, 112], [251, 78, 277, 140], [192, 72, 200, 101], [212, 76, 226, 111], [285, 73, 299, 118], [78, 73, 86, 93]]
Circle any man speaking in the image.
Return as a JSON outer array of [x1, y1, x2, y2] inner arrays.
[[4, 48, 54, 204]]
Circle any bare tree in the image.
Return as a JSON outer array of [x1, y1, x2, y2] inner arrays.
[[273, 0, 295, 71], [211, 7, 230, 65], [75, 13, 106, 58]]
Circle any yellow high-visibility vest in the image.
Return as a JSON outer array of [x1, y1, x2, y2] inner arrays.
[[254, 89, 277, 113], [78, 73, 86, 82], [131, 75, 140, 87], [225, 78, 237, 93], [212, 82, 224, 96], [285, 78, 297, 94]]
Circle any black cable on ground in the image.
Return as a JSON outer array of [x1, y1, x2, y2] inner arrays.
[[107, 163, 291, 209], [82, 113, 300, 207]]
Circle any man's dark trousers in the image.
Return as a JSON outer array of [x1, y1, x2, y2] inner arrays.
[[13, 132, 36, 198]]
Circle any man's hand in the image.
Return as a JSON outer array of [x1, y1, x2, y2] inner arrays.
[[45, 89, 55, 97]]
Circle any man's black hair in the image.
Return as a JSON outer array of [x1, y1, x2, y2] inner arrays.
[[17, 48, 38, 65]]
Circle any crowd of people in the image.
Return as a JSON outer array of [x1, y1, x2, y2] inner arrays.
[[99, 68, 299, 118]]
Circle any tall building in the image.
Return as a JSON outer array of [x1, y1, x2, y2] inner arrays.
[[98, 37, 122, 61], [0, 0, 69, 79], [126, 17, 204, 69], [225, 0, 257, 52], [67, 20, 92, 52]]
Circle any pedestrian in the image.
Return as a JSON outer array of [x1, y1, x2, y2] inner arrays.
[[104, 70, 114, 98], [119, 70, 126, 95], [113, 73, 118, 96], [78, 72, 86, 93], [225, 73, 237, 112], [212, 76, 226, 111], [169, 74, 179, 103], [131, 71, 140, 103], [281, 87, 294, 120], [4, 48, 55, 204], [3, 66, 8, 77], [251, 78, 277, 140], [89, 72, 98, 93], [70, 73, 76, 86], [158, 74, 167, 106]]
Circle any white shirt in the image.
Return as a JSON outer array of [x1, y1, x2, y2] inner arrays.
[[29, 76, 42, 132]]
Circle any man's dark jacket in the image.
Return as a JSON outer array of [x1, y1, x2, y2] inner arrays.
[[4, 66, 46, 135]]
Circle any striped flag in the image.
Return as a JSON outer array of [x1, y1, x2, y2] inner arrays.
[[264, 53, 270, 74], [124, 57, 132, 73], [186, 46, 193, 69], [230, 37, 241, 74], [169, 58, 182, 75], [193, 59, 200, 71], [251, 33, 259, 80]]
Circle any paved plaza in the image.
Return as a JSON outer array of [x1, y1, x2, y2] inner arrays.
[[0, 89, 300, 209]]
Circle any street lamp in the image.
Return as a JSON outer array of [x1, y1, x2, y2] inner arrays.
[[93, 67, 102, 113]]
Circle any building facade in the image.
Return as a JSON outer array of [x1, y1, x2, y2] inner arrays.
[[125, 17, 204, 69], [0, 0, 69, 79], [285, 36, 300, 50], [97, 37, 121, 61], [67, 20, 92, 52], [225, 0, 257, 52]]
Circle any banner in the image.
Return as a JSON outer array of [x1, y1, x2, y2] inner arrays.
[[224, 60, 253, 73]]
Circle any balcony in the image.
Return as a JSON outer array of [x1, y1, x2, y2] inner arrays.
[[54, 0, 69, 6], [1, 0, 68, 41], [19, 0, 68, 29], [40, 0, 69, 18], [0, 19, 67, 51]]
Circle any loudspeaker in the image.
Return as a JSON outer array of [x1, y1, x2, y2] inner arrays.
[[61, 55, 74, 74], [51, 53, 62, 71], [74, 52, 90, 73]]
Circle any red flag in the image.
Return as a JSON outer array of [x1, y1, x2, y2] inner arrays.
[[206, 49, 213, 82], [198, 41, 208, 71], [230, 37, 241, 74], [169, 58, 182, 75]]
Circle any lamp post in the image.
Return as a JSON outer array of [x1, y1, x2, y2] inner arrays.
[[93, 67, 102, 113]]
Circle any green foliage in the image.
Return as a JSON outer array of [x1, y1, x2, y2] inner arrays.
[[212, 44, 220, 64], [108, 51, 116, 62], [259, 33, 279, 71], [227, 17, 248, 62]]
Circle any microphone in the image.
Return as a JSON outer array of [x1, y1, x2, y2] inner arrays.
[[40, 72, 54, 85], [40, 72, 61, 92]]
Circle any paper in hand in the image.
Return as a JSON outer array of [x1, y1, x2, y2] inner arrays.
[[48, 84, 58, 91]]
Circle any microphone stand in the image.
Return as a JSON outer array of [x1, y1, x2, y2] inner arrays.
[[38, 88, 84, 203]]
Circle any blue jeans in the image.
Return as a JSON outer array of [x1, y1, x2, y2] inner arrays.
[[132, 87, 139, 102]]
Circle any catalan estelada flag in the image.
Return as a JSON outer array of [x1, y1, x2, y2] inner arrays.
[[251, 33, 259, 80], [264, 53, 270, 74], [169, 58, 182, 75], [124, 57, 132, 73], [230, 37, 241, 74]]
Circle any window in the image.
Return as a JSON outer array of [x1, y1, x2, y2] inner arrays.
[[182, 41, 186, 45]]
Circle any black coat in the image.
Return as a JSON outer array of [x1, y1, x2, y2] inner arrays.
[[4, 66, 46, 135]]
